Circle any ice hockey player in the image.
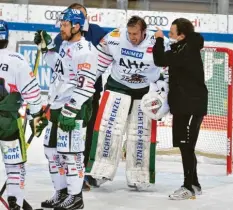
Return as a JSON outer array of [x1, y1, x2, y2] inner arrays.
[[54, 2, 107, 190], [86, 15, 170, 191], [33, 9, 97, 209], [0, 20, 48, 210]]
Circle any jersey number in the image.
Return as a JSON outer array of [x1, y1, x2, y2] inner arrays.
[[77, 76, 85, 88]]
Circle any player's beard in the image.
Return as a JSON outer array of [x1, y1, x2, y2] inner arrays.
[[61, 32, 71, 41]]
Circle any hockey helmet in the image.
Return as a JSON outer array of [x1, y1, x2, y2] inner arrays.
[[0, 20, 9, 40], [59, 9, 85, 30]]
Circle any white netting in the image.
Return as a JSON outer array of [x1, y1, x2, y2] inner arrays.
[[100, 48, 233, 166], [155, 47, 233, 165]]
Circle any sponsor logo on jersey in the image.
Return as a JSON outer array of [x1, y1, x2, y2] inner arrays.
[[9, 54, 24, 60], [110, 29, 120, 37], [57, 134, 68, 148], [76, 43, 83, 50], [121, 48, 144, 59], [78, 63, 91, 70], [72, 121, 82, 152], [121, 74, 147, 84], [147, 47, 153, 53], [60, 48, 65, 58], [108, 41, 119, 45], [3, 146, 20, 160]]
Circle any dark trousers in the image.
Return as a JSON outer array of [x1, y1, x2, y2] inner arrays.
[[84, 90, 101, 167], [172, 114, 204, 191]]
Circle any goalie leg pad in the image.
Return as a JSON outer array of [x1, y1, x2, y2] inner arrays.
[[57, 120, 85, 153], [44, 147, 67, 190], [86, 90, 131, 180], [0, 137, 26, 165], [126, 100, 156, 189]]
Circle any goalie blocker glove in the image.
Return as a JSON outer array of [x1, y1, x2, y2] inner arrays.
[[29, 108, 48, 137]]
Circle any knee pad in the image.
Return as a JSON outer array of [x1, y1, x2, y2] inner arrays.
[[0, 138, 26, 165], [57, 120, 85, 153], [126, 100, 156, 187], [86, 90, 131, 180]]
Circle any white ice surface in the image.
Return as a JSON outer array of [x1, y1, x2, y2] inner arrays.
[[1, 130, 233, 210]]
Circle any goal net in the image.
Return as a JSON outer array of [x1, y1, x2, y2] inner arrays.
[[155, 47, 233, 175]]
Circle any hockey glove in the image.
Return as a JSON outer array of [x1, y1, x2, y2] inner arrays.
[[58, 104, 80, 132], [29, 108, 48, 137], [34, 30, 55, 53]]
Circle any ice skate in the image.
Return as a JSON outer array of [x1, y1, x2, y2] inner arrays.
[[41, 188, 68, 208], [169, 187, 196, 200], [54, 192, 84, 210]]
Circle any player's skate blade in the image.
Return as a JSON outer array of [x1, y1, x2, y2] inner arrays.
[[41, 188, 68, 209], [169, 187, 196, 200], [54, 193, 84, 210]]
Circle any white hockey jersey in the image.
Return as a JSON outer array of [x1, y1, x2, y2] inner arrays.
[[44, 37, 97, 110], [0, 49, 42, 114], [97, 28, 170, 89]]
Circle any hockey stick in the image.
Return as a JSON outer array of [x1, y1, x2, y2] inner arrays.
[[0, 81, 62, 210], [0, 49, 41, 210], [0, 197, 9, 210], [23, 49, 41, 133]]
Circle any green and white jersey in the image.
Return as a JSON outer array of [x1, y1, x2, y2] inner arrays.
[[96, 28, 170, 89]]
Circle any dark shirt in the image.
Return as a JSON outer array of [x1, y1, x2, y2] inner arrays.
[[153, 32, 208, 115]]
